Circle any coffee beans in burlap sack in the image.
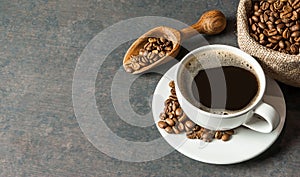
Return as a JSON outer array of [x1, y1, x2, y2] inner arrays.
[[237, 0, 300, 87]]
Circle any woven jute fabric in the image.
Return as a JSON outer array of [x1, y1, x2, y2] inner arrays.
[[237, 0, 300, 87]]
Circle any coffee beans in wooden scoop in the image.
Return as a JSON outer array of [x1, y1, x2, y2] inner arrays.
[[248, 0, 300, 55], [157, 80, 235, 142], [124, 36, 173, 73]]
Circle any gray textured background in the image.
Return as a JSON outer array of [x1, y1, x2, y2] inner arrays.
[[0, 0, 299, 176]]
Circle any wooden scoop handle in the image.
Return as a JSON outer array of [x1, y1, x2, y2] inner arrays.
[[180, 10, 227, 40]]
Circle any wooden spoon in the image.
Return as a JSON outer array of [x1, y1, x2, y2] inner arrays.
[[123, 10, 227, 74]]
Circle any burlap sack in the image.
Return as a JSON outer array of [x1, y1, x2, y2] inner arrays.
[[237, 0, 300, 87]]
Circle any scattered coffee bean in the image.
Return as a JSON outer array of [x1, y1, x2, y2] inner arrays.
[[175, 108, 183, 116], [221, 133, 231, 141], [169, 80, 175, 88], [177, 122, 185, 132], [185, 120, 195, 129], [166, 116, 175, 127], [172, 126, 180, 134], [157, 80, 235, 142], [125, 36, 174, 73], [215, 131, 223, 139], [165, 126, 173, 134], [248, 0, 300, 55], [158, 121, 168, 129]]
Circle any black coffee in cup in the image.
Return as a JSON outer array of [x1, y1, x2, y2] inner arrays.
[[191, 66, 258, 111], [179, 49, 261, 115]]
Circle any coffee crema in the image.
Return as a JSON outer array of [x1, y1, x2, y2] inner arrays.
[[191, 66, 259, 113]]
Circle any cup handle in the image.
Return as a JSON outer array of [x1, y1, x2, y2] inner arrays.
[[242, 102, 280, 133]]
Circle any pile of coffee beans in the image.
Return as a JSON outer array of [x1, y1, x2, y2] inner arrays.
[[157, 80, 189, 134], [157, 80, 235, 142], [124, 36, 174, 73], [248, 0, 300, 55], [187, 128, 234, 142]]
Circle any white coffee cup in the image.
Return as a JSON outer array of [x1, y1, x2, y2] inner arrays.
[[174, 44, 280, 133]]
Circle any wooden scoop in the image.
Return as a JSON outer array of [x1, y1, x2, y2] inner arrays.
[[123, 10, 227, 74]]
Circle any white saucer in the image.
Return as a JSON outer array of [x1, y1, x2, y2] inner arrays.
[[152, 63, 286, 165]]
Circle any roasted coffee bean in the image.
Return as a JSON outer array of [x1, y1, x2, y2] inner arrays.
[[164, 46, 172, 51], [152, 49, 159, 54], [286, 21, 295, 28], [158, 51, 166, 57], [285, 40, 291, 48], [274, 19, 282, 25], [273, 35, 283, 41], [202, 133, 213, 142], [221, 133, 231, 141], [167, 112, 173, 118], [215, 131, 223, 139], [169, 80, 175, 88], [141, 56, 149, 63], [153, 56, 159, 62], [266, 42, 275, 48], [165, 126, 173, 133], [259, 40, 268, 45], [175, 108, 183, 116], [172, 103, 177, 112], [279, 40, 285, 48], [145, 46, 152, 51], [172, 117, 179, 124], [172, 126, 180, 134], [177, 122, 185, 132], [254, 2, 259, 11], [124, 65, 133, 73], [254, 11, 262, 17], [259, 33, 265, 41], [185, 120, 195, 129], [159, 112, 167, 120], [158, 121, 168, 129], [259, 14, 264, 23], [268, 37, 279, 43], [276, 23, 285, 33], [263, 13, 269, 22], [282, 28, 290, 39], [258, 22, 267, 29], [291, 31, 300, 37], [290, 44, 299, 54], [291, 11, 298, 21], [193, 125, 201, 131], [169, 95, 177, 101], [164, 99, 171, 106], [148, 37, 157, 43], [131, 62, 141, 70], [139, 61, 147, 67], [159, 36, 166, 43], [170, 88, 176, 95], [251, 23, 257, 31], [165, 118, 175, 126], [184, 124, 192, 132], [250, 33, 259, 41], [273, 43, 280, 50], [267, 23, 275, 30], [268, 28, 278, 36]]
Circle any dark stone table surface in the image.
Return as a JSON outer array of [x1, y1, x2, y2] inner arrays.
[[0, 0, 299, 176]]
